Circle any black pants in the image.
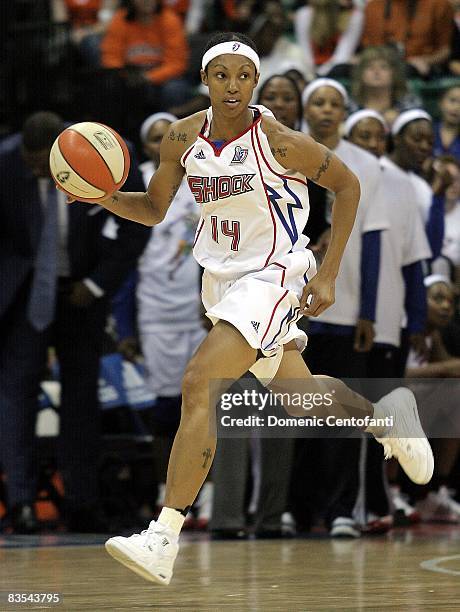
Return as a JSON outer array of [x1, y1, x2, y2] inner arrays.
[[303, 332, 368, 526], [0, 280, 107, 510], [365, 343, 403, 516]]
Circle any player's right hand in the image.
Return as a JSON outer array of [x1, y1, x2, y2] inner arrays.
[[55, 184, 76, 203]]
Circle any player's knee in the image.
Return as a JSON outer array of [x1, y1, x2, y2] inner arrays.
[[181, 363, 207, 408]]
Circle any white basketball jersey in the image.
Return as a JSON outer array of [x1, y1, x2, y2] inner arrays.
[[181, 105, 311, 280]]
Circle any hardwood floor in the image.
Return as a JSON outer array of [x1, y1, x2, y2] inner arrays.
[[1, 526, 460, 611]]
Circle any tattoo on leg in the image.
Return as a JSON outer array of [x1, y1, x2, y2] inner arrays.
[[202, 448, 212, 469], [311, 151, 332, 182]]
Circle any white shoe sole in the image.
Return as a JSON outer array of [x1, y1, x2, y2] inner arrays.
[[105, 539, 172, 585], [377, 388, 434, 485], [330, 526, 360, 538]]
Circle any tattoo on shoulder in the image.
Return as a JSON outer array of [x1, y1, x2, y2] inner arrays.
[[111, 194, 119, 204], [311, 151, 332, 182], [168, 129, 187, 143], [271, 146, 288, 158]]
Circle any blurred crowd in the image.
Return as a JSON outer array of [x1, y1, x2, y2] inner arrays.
[[2, 0, 460, 538]]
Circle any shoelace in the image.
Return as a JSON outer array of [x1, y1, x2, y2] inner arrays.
[[132, 520, 157, 539], [382, 438, 416, 461]]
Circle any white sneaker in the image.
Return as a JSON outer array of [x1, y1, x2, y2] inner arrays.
[[374, 388, 434, 485], [330, 517, 361, 538], [416, 487, 460, 523], [439, 486, 460, 516], [389, 486, 420, 524], [281, 512, 296, 536], [105, 520, 179, 585]]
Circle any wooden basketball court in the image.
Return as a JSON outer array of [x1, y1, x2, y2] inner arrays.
[[1, 526, 460, 610]]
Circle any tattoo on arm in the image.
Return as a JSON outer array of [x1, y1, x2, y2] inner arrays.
[[168, 129, 187, 143], [202, 447, 212, 469], [271, 146, 288, 158], [168, 181, 181, 204], [311, 151, 332, 182]]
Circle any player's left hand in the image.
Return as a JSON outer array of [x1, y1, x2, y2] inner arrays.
[[354, 318, 375, 352], [68, 281, 96, 308], [300, 273, 335, 317]]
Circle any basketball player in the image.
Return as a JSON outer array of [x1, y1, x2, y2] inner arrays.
[[114, 111, 211, 526], [70, 33, 433, 584]]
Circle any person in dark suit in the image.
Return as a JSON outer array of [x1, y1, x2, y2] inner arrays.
[[0, 111, 149, 533]]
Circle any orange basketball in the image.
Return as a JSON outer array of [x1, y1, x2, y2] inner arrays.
[[49, 122, 130, 202]]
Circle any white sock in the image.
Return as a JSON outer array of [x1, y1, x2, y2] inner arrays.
[[158, 507, 185, 536]]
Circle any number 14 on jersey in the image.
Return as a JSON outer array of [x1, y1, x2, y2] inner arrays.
[[211, 216, 241, 251]]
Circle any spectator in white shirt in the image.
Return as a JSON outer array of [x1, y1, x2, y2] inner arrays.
[[302, 79, 389, 538]]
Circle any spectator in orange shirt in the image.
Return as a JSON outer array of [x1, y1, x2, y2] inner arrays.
[[101, 0, 190, 106], [361, 0, 454, 77], [97, 0, 190, 143]]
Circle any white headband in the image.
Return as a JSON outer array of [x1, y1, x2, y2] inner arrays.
[[140, 112, 178, 144], [391, 109, 432, 136], [344, 109, 387, 136], [424, 274, 452, 288], [302, 78, 349, 107], [201, 41, 260, 73]]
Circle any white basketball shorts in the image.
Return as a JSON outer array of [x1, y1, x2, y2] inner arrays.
[[201, 249, 317, 382]]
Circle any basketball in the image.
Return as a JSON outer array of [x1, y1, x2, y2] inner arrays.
[[49, 122, 130, 202]]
